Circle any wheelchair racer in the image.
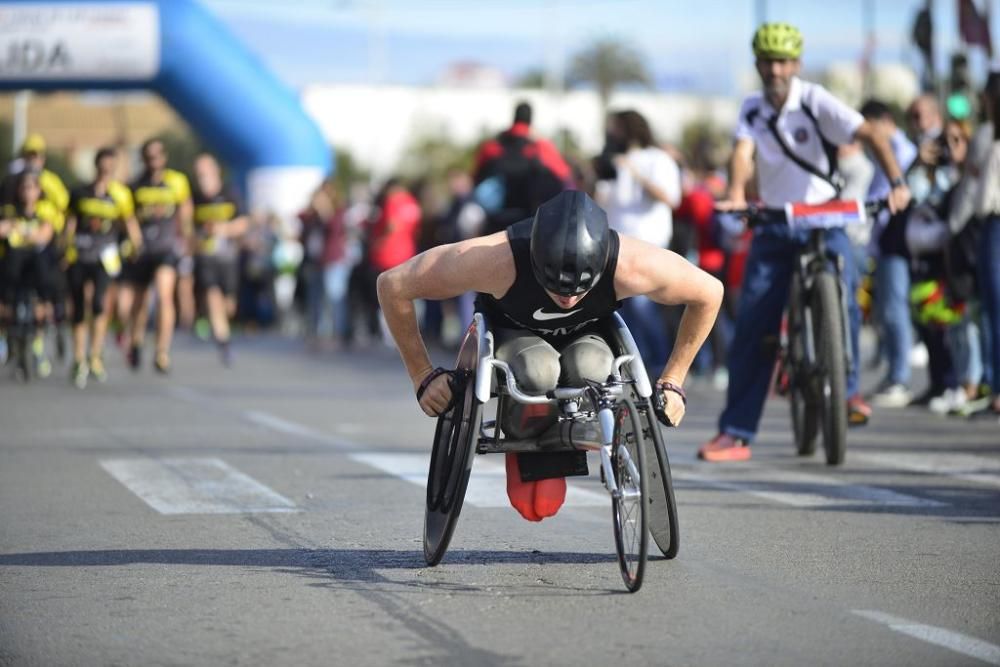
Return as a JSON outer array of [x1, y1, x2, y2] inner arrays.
[[378, 190, 722, 521]]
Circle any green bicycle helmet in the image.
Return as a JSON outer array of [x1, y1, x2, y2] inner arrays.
[[752, 23, 803, 59]]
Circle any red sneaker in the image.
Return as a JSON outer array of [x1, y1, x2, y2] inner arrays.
[[697, 433, 751, 462], [847, 394, 872, 426]]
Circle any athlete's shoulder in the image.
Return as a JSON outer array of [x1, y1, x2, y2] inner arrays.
[[738, 93, 766, 128], [739, 91, 765, 111], [36, 199, 61, 224], [164, 169, 191, 188], [107, 180, 130, 199], [506, 217, 533, 240], [40, 168, 67, 193], [797, 78, 842, 111], [108, 181, 135, 212]]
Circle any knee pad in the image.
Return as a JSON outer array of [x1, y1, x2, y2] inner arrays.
[[517, 353, 560, 393], [560, 335, 613, 386]]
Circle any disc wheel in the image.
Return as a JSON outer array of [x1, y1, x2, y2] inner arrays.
[[611, 397, 648, 592], [423, 371, 482, 565], [638, 397, 679, 558]]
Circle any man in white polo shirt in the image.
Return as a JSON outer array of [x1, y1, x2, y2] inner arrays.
[[699, 22, 912, 462]]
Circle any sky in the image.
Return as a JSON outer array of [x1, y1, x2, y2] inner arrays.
[[199, 0, 1000, 96]]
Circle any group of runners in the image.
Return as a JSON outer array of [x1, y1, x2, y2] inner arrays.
[[0, 136, 246, 387]]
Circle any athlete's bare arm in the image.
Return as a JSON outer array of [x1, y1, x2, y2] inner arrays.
[[717, 137, 755, 209], [614, 234, 724, 423], [377, 232, 514, 416]]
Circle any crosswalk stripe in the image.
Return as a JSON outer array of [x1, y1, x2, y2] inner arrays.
[[673, 465, 946, 509], [349, 453, 608, 508], [852, 452, 1000, 489], [854, 610, 1000, 665], [243, 410, 354, 449], [100, 457, 298, 515]]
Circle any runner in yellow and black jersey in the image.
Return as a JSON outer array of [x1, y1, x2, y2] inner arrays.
[[0, 171, 57, 376], [65, 148, 143, 388], [191, 153, 247, 366], [119, 138, 192, 374], [3, 134, 71, 365]]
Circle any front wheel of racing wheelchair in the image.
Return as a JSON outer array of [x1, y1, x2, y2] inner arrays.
[[422, 312, 680, 591], [423, 323, 484, 566]]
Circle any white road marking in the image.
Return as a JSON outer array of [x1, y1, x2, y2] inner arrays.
[[350, 453, 608, 508], [854, 610, 1000, 665], [852, 452, 1000, 489], [100, 457, 298, 515], [674, 466, 946, 509], [243, 410, 353, 449]]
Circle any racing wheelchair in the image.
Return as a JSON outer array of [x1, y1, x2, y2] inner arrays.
[[423, 311, 679, 593]]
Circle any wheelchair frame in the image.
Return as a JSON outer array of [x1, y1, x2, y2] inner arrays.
[[423, 311, 680, 592]]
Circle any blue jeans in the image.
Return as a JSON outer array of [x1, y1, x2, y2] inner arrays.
[[719, 226, 860, 443], [620, 295, 668, 374], [978, 215, 1000, 394], [874, 254, 912, 386], [948, 315, 983, 388], [324, 262, 352, 340]]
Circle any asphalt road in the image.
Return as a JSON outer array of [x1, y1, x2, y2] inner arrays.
[[1, 334, 998, 666]]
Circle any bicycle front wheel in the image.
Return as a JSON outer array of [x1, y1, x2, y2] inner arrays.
[[611, 397, 648, 593], [789, 277, 818, 456], [813, 273, 847, 465]]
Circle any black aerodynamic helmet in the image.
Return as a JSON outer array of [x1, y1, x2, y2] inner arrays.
[[529, 190, 611, 296]]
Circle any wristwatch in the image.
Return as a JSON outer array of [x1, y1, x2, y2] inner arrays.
[[890, 176, 906, 189]]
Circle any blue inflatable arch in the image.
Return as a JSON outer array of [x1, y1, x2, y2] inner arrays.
[[0, 0, 332, 218]]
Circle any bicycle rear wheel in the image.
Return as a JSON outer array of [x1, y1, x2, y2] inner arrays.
[[813, 273, 847, 465], [611, 397, 648, 593], [424, 371, 482, 565]]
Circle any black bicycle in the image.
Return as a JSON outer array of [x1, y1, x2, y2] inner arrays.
[[719, 200, 885, 465]]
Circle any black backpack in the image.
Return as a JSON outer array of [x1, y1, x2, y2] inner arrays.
[[945, 217, 982, 302], [475, 131, 564, 235]]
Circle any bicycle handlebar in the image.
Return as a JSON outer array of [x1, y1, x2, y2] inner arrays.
[[715, 199, 888, 231], [490, 354, 635, 405]]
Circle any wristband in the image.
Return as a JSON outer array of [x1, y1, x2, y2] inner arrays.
[[656, 380, 687, 405], [889, 176, 906, 189], [416, 367, 450, 401]]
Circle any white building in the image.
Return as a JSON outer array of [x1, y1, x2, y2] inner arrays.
[[302, 84, 742, 178]]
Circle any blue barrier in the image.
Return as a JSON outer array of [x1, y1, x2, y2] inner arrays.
[[0, 0, 332, 215]]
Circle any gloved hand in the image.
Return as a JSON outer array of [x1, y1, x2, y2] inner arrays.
[[415, 367, 457, 417], [652, 381, 686, 427]]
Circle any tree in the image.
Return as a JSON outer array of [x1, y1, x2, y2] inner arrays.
[[396, 132, 477, 184], [679, 119, 729, 173], [567, 38, 652, 110], [330, 145, 370, 193], [514, 68, 547, 89]]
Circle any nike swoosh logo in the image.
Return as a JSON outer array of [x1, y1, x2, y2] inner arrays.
[[533, 308, 582, 321]]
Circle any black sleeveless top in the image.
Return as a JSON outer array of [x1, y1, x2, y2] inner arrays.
[[475, 218, 621, 343]]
